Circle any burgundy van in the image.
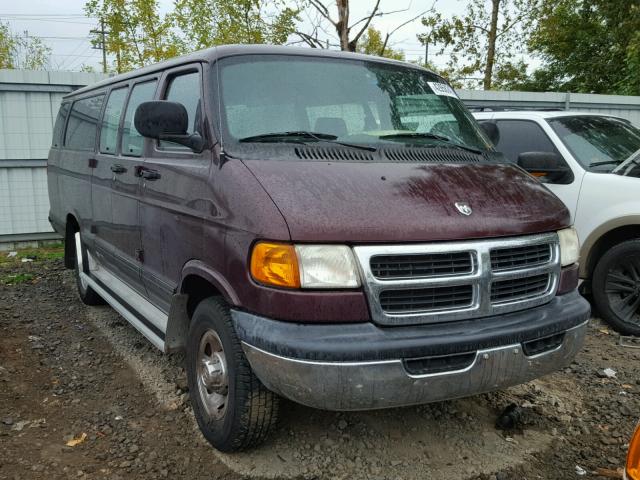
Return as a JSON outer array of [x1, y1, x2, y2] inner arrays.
[[48, 45, 590, 451]]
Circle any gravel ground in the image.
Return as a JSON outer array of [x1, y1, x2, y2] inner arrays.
[[1, 257, 639, 480]]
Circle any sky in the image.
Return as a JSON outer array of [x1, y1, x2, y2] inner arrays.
[[0, 0, 485, 73]]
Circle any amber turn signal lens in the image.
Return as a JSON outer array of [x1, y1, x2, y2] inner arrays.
[[250, 242, 300, 288], [627, 423, 640, 479]]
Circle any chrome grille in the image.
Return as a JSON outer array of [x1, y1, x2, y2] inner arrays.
[[380, 284, 474, 313], [370, 252, 473, 279], [491, 274, 550, 304], [490, 243, 551, 271], [353, 233, 560, 326]]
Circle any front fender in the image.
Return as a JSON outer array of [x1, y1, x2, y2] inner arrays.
[[178, 259, 240, 306]]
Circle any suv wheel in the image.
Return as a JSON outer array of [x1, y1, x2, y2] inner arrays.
[[187, 297, 279, 451], [592, 239, 640, 335], [73, 231, 105, 305]]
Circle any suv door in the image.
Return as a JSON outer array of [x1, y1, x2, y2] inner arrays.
[[491, 119, 583, 221], [139, 64, 211, 312], [109, 78, 158, 294]]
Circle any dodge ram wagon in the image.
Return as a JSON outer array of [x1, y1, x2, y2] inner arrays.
[[48, 45, 591, 451]]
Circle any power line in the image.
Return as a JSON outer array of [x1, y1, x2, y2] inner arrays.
[[0, 17, 97, 25]]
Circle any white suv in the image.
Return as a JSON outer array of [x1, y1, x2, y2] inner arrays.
[[474, 110, 640, 335]]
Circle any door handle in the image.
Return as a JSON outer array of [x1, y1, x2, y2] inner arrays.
[[135, 166, 161, 180], [110, 164, 127, 174]]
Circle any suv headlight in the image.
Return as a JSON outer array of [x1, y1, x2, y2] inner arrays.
[[558, 227, 579, 266], [250, 242, 361, 289]]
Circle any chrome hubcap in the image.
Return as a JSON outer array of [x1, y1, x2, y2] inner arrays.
[[197, 330, 228, 420]]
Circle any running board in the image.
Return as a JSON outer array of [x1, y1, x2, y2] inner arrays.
[[80, 271, 167, 351]]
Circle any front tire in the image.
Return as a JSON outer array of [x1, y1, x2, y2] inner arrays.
[[187, 297, 279, 452], [592, 239, 640, 335], [72, 231, 105, 305]]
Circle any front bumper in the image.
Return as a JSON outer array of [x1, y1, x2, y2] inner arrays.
[[232, 291, 590, 411]]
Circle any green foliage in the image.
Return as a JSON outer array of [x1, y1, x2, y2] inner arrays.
[[171, 0, 299, 52], [356, 27, 405, 61], [420, 0, 537, 90], [86, 0, 179, 73], [525, 0, 640, 95], [86, 0, 298, 73], [0, 21, 50, 70]]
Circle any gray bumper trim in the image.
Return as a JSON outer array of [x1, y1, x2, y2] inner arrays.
[[241, 320, 588, 411]]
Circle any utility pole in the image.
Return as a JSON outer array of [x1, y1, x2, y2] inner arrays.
[[90, 20, 108, 73]]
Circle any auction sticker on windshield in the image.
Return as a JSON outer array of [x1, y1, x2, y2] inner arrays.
[[428, 82, 458, 98]]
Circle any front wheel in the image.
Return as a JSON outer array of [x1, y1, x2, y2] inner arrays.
[[592, 239, 640, 336], [187, 297, 279, 452]]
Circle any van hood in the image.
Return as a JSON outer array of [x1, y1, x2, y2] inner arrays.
[[241, 159, 570, 243]]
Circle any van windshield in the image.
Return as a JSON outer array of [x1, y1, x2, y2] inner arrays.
[[217, 55, 491, 154]]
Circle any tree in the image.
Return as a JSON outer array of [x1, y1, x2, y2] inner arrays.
[[420, 0, 538, 90], [526, 0, 640, 95], [85, 0, 179, 73], [298, 0, 431, 60], [0, 22, 50, 70], [302, 0, 381, 52], [356, 27, 404, 60], [172, 0, 299, 51]]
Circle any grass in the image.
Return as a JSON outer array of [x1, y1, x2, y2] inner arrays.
[[2, 273, 35, 285], [0, 243, 65, 285], [0, 243, 64, 266]]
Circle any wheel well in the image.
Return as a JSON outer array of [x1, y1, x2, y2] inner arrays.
[[181, 274, 223, 318], [586, 225, 640, 278], [64, 215, 79, 269]]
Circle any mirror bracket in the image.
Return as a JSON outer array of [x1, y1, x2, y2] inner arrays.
[[158, 133, 206, 153]]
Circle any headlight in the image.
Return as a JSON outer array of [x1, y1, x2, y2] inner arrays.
[[250, 242, 361, 289], [557, 227, 580, 266]]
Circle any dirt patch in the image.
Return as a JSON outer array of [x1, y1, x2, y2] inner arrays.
[[2, 258, 640, 480]]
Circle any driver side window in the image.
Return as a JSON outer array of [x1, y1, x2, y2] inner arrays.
[[159, 70, 202, 150], [492, 120, 560, 163]]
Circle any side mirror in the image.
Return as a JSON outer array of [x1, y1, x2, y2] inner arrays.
[[479, 122, 499, 145], [517, 151, 573, 183], [134, 101, 205, 153]]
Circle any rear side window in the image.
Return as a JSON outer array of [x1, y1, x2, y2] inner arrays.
[[160, 71, 201, 150], [493, 120, 559, 163], [52, 102, 70, 148], [99, 87, 128, 154], [65, 95, 105, 151], [121, 80, 157, 157]]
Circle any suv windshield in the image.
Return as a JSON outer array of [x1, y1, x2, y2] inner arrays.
[[548, 115, 640, 172], [217, 54, 491, 155]]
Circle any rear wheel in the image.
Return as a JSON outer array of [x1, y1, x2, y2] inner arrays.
[[72, 231, 104, 305], [187, 297, 279, 452], [592, 239, 640, 336]]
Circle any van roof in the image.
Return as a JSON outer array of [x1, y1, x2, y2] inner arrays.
[[66, 44, 440, 99]]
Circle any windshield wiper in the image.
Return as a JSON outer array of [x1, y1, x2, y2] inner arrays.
[[612, 148, 640, 175], [379, 132, 451, 142], [378, 132, 484, 155], [238, 131, 376, 152], [589, 160, 620, 167], [239, 131, 337, 142]]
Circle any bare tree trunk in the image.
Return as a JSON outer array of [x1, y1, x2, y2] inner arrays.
[[483, 0, 500, 90], [305, 0, 381, 53], [336, 0, 350, 50]]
